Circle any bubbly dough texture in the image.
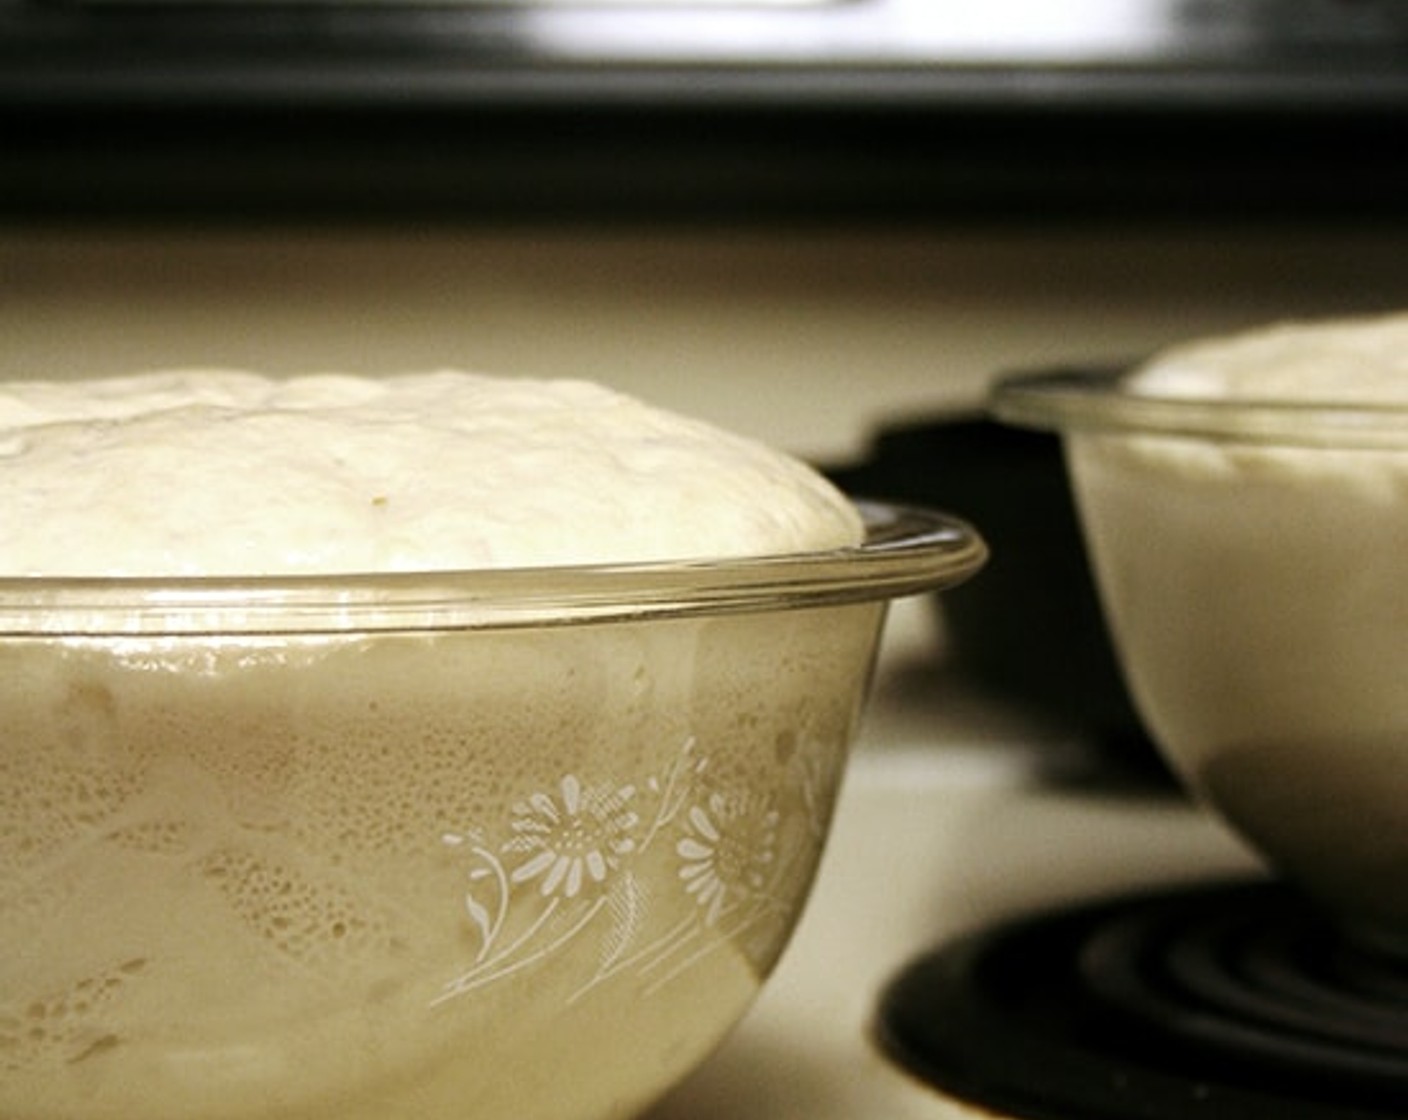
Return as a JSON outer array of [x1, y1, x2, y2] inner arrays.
[[0, 370, 862, 576], [1129, 311, 1408, 401]]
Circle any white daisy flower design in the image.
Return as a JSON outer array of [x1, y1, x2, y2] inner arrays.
[[676, 792, 780, 926], [504, 775, 640, 899]]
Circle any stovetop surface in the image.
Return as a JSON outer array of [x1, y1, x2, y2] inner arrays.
[[878, 879, 1408, 1120], [643, 597, 1267, 1120]]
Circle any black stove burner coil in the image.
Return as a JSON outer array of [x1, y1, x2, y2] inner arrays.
[[876, 880, 1408, 1120]]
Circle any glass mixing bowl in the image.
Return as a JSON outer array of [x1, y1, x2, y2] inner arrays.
[[995, 369, 1408, 949], [0, 501, 983, 1120]]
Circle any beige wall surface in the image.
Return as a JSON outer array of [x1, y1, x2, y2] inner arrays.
[[5, 224, 1408, 461]]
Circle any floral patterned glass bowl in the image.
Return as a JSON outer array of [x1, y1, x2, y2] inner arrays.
[[994, 369, 1408, 950], [0, 501, 983, 1120]]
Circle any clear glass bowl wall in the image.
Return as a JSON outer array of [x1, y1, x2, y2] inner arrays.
[[0, 503, 983, 1120]]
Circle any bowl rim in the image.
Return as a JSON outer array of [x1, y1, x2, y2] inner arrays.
[[0, 501, 985, 637], [992, 368, 1408, 450]]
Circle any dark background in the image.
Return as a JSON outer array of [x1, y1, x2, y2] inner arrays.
[[4, 0, 1407, 224]]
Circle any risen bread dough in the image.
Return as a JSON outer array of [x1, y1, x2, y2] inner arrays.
[[1068, 311, 1408, 936], [1128, 312, 1408, 402], [0, 370, 862, 576], [0, 369, 878, 1120]]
